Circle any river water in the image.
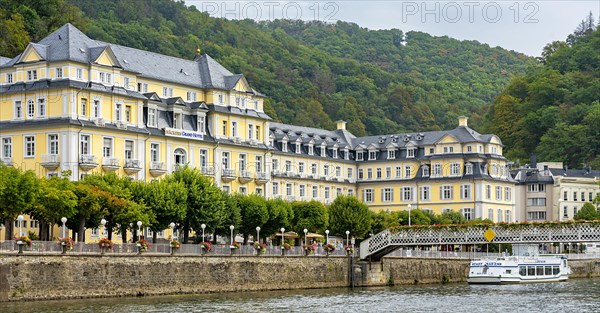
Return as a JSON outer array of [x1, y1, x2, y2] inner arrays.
[[4, 279, 600, 313]]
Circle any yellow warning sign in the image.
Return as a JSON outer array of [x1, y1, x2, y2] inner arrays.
[[484, 229, 496, 242]]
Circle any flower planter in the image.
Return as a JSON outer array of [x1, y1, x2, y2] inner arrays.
[[61, 242, 68, 255], [17, 241, 24, 255]]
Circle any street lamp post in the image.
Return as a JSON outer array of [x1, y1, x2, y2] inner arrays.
[[169, 222, 176, 240], [303, 228, 308, 246], [230, 225, 235, 245], [17, 215, 24, 237], [408, 204, 412, 226], [61, 217, 67, 239], [280, 227, 285, 256], [137, 221, 142, 239], [256, 226, 261, 243], [345, 230, 350, 246], [325, 229, 329, 244], [100, 219, 107, 240], [201, 223, 206, 243]]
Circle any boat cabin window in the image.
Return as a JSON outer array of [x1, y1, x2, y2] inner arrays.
[[527, 266, 535, 276], [536, 267, 544, 276], [506, 270, 512, 274], [519, 266, 526, 276], [545, 266, 552, 275], [553, 266, 560, 275]]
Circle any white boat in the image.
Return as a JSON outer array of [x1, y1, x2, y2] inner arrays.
[[467, 244, 571, 284]]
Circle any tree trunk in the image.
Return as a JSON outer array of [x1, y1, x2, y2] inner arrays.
[[4, 219, 14, 240], [71, 229, 76, 241], [107, 222, 113, 240], [121, 226, 127, 243], [77, 216, 86, 242], [152, 231, 157, 244], [183, 223, 189, 243], [243, 233, 248, 245]]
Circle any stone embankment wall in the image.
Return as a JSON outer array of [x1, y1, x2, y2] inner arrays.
[[1, 255, 599, 302]]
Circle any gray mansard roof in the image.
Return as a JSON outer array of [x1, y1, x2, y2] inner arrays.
[[1, 24, 263, 95]]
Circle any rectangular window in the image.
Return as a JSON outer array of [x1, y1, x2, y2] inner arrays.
[[81, 99, 87, 116], [527, 198, 547, 206], [407, 148, 415, 158], [486, 185, 492, 200], [27, 70, 37, 80], [76, 68, 83, 80], [386, 167, 391, 179], [402, 187, 412, 201], [103, 137, 113, 158], [37, 99, 46, 117], [320, 146, 325, 157], [336, 166, 341, 177], [125, 106, 131, 122], [14, 101, 22, 119], [148, 108, 156, 127], [433, 163, 441, 176], [150, 143, 159, 162], [323, 165, 329, 176], [287, 183, 293, 196], [356, 151, 363, 161], [295, 143, 301, 154], [187, 91, 197, 102], [231, 121, 237, 137], [506, 187, 512, 201], [2, 138, 12, 158], [395, 166, 402, 178], [124, 140, 134, 160], [367, 168, 373, 180], [24, 136, 35, 157], [272, 159, 279, 172], [299, 185, 306, 198], [312, 186, 318, 198], [461, 184, 471, 200], [463, 208, 473, 220], [405, 166, 412, 178], [239, 154, 247, 171], [255, 156, 263, 172], [563, 191, 568, 201], [441, 185, 453, 200], [197, 116, 205, 133], [465, 164, 473, 175], [93, 100, 100, 118], [420, 186, 430, 201], [376, 168, 382, 179], [124, 77, 130, 89], [450, 163, 460, 175], [162, 87, 173, 98], [27, 100, 34, 118], [358, 169, 364, 180], [311, 163, 317, 175], [255, 126, 260, 141], [7, 73, 14, 83], [467, 146, 472, 152], [382, 188, 393, 202], [222, 152, 230, 169], [48, 134, 59, 155], [581, 192, 585, 202], [348, 168, 353, 179], [199, 149, 208, 167], [115, 103, 122, 121], [573, 192, 577, 202], [272, 182, 279, 196], [324, 187, 330, 199], [174, 113, 182, 129], [496, 186, 502, 200], [364, 189, 374, 203], [387, 150, 395, 159], [80, 135, 90, 155], [299, 162, 305, 173], [56, 68, 63, 78], [332, 149, 338, 158]]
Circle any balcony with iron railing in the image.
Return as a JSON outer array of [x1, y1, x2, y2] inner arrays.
[[201, 166, 215, 176], [41, 154, 60, 170], [221, 169, 236, 183], [149, 161, 167, 177], [102, 158, 120, 172], [1, 157, 12, 166], [238, 170, 254, 184], [123, 159, 142, 175], [255, 172, 269, 185], [79, 155, 98, 171]]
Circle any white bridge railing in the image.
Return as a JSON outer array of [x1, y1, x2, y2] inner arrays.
[[360, 222, 600, 260]]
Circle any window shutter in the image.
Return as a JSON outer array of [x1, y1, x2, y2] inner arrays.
[[440, 186, 443, 199]]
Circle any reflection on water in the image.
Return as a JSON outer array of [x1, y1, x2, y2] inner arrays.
[[3, 279, 600, 313]]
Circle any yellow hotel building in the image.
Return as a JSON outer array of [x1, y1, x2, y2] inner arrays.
[[0, 24, 515, 241]]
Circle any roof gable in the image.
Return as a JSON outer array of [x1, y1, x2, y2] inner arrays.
[[92, 46, 121, 67], [435, 133, 460, 144], [17, 44, 45, 63]]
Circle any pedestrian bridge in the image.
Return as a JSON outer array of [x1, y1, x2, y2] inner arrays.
[[359, 222, 600, 261]]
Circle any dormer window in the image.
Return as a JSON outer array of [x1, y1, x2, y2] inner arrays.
[[492, 146, 498, 154], [147, 109, 156, 127], [308, 144, 314, 155], [295, 143, 301, 154], [269, 137, 274, 147], [99, 72, 112, 84], [343, 149, 349, 160], [332, 148, 338, 159], [422, 166, 430, 177], [27, 70, 37, 81], [320, 146, 326, 157], [197, 116, 205, 133], [235, 97, 240, 106], [407, 148, 415, 158], [173, 112, 182, 129], [56, 68, 63, 78], [465, 163, 473, 175], [467, 145, 472, 152], [282, 140, 288, 152], [357, 152, 364, 161], [368, 150, 377, 160], [387, 150, 395, 159]]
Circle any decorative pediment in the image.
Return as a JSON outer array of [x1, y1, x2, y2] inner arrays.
[[17, 44, 46, 63], [386, 142, 398, 149], [231, 75, 252, 92], [93, 46, 121, 67], [367, 143, 379, 150], [144, 92, 162, 101], [435, 134, 459, 144]]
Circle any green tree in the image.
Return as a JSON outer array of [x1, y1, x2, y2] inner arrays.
[[574, 202, 600, 220], [130, 179, 187, 243], [0, 164, 39, 239], [261, 198, 294, 240], [31, 176, 77, 240], [164, 166, 226, 242], [327, 195, 371, 238], [70, 183, 105, 242], [291, 200, 328, 235], [213, 192, 241, 243], [235, 194, 268, 243]]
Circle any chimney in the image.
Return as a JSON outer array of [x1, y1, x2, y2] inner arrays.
[[336, 120, 347, 131], [458, 116, 468, 127]]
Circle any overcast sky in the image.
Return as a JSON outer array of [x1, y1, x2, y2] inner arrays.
[[188, 1, 599, 56]]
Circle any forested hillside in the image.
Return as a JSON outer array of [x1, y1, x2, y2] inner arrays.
[[484, 17, 599, 168], [0, 0, 534, 136]]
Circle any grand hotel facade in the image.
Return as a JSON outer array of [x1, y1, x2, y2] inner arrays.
[[0, 24, 516, 240]]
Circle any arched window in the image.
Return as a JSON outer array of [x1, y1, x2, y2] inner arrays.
[[174, 148, 187, 165]]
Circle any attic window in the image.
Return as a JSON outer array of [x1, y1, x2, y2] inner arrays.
[[404, 137, 410, 142], [392, 138, 397, 142], [378, 139, 385, 144], [416, 136, 422, 140]]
